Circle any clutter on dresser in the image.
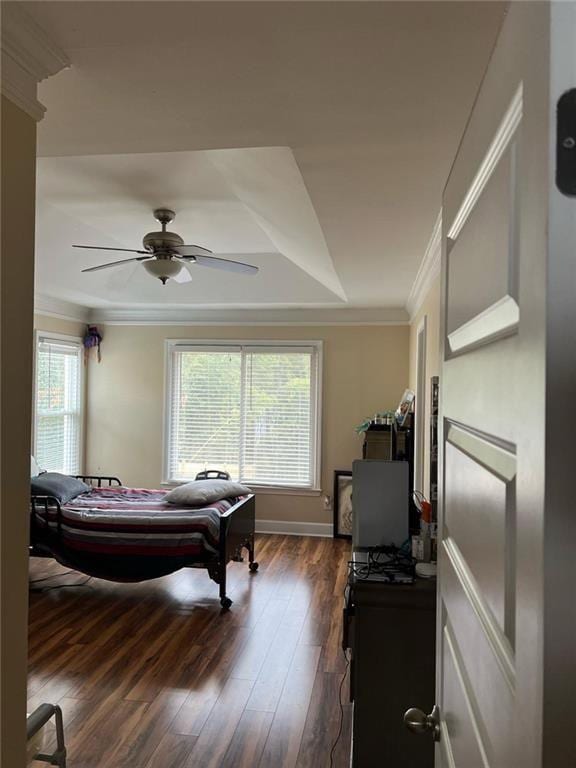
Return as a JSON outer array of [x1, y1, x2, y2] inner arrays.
[[411, 491, 438, 564], [348, 546, 415, 584], [395, 388, 415, 426]]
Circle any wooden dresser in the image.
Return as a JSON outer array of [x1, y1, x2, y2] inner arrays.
[[343, 560, 436, 767]]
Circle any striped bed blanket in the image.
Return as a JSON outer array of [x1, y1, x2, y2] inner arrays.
[[33, 486, 238, 559]]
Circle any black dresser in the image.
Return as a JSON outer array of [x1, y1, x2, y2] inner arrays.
[[343, 554, 436, 767]]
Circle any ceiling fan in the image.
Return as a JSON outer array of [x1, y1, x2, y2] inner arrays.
[[73, 208, 259, 285]]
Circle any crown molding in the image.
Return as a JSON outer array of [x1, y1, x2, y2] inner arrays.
[[406, 210, 442, 322], [88, 305, 409, 327], [1, 2, 69, 121], [33, 293, 410, 327], [34, 294, 90, 323]]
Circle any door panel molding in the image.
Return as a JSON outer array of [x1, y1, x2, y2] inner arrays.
[[447, 294, 519, 355], [447, 85, 523, 241], [444, 438, 514, 637], [445, 421, 516, 482], [443, 536, 516, 691], [440, 721, 458, 768], [445, 84, 523, 357], [444, 418, 518, 649], [443, 622, 491, 768], [442, 545, 516, 768]]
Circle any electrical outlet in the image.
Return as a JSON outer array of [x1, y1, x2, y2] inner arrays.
[[323, 494, 332, 510]]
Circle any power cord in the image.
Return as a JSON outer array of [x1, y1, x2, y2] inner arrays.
[[329, 648, 351, 768], [347, 544, 416, 583]]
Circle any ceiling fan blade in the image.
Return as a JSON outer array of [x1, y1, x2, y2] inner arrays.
[[171, 263, 193, 284], [73, 245, 150, 254], [174, 244, 213, 257], [106, 262, 141, 293], [81, 256, 152, 273], [193, 254, 259, 275]]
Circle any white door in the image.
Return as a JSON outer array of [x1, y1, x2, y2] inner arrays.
[[406, 3, 576, 767]]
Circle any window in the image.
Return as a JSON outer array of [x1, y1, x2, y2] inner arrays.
[[34, 333, 83, 475], [165, 341, 322, 489]]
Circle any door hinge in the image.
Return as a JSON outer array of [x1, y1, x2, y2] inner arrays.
[[557, 88, 576, 197]]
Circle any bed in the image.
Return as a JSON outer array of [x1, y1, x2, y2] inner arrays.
[[30, 473, 257, 609]]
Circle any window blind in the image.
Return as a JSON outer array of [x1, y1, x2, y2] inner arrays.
[[168, 348, 242, 482], [242, 349, 313, 486], [166, 344, 319, 488], [35, 336, 83, 475]]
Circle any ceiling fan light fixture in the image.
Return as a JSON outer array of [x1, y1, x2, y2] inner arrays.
[[143, 258, 182, 284]]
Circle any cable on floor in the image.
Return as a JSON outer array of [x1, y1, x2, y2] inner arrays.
[[329, 648, 351, 768]]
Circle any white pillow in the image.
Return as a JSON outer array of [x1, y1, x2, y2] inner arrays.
[[164, 479, 252, 506]]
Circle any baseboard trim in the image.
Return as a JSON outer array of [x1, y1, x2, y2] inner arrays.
[[255, 519, 333, 538]]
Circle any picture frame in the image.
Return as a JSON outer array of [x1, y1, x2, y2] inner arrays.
[[333, 470, 353, 539], [395, 388, 415, 426]]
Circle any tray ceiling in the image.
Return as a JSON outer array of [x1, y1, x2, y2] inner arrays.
[[25, 0, 506, 313]]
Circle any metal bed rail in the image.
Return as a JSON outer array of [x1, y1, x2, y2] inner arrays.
[[72, 475, 122, 487], [30, 475, 122, 539], [27, 703, 66, 767], [30, 495, 63, 537]]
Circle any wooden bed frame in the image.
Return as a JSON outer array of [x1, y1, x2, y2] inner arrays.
[[30, 474, 258, 609]]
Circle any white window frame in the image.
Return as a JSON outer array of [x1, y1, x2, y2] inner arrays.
[[33, 331, 85, 475], [163, 339, 323, 494]]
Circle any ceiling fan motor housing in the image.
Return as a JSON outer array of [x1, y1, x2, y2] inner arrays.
[[143, 208, 184, 255], [142, 230, 184, 253]]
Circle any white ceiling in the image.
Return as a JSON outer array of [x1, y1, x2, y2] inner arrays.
[[26, 0, 506, 315], [36, 147, 346, 307]]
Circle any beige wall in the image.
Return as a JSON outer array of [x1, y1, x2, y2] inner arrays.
[[33, 313, 86, 339], [86, 323, 409, 525], [408, 274, 441, 498], [1, 96, 37, 768], [33, 314, 88, 472]]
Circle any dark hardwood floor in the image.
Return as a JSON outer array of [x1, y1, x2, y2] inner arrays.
[[28, 534, 352, 768]]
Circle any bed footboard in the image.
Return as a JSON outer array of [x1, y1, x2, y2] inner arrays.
[[211, 494, 257, 609], [222, 494, 257, 565]]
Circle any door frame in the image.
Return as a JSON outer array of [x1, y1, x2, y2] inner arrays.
[[414, 315, 428, 495]]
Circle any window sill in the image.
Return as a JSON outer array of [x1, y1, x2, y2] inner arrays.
[[246, 485, 322, 497], [161, 481, 321, 497]]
